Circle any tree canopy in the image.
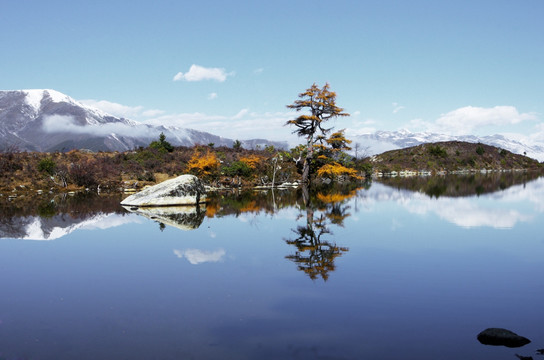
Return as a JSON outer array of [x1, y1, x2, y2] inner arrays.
[[286, 83, 350, 184]]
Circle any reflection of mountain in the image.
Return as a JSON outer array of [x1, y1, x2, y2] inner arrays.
[[123, 205, 206, 231], [377, 171, 543, 198], [365, 178, 544, 229], [0, 193, 132, 240], [3, 213, 138, 240]]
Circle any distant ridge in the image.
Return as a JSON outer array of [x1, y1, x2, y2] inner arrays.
[[353, 129, 544, 162], [0, 89, 287, 152], [370, 140, 541, 173]]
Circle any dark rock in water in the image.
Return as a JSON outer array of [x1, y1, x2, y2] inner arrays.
[[536, 349, 544, 354], [515, 354, 533, 360], [477, 328, 531, 348]]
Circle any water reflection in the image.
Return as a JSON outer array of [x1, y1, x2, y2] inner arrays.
[[123, 205, 206, 231], [366, 177, 544, 229], [377, 170, 542, 198], [2, 174, 544, 239], [284, 188, 355, 281], [173, 248, 226, 264], [0, 192, 132, 240], [1, 176, 544, 359]]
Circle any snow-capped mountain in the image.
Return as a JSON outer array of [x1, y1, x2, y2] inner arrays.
[[353, 129, 544, 161], [0, 89, 287, 152]]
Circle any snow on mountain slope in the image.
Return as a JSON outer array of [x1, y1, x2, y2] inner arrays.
[[0, 89, 287, 152], [353, 130, 544, 161]]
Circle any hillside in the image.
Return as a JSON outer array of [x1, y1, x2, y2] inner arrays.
[[352, 130, 544, 162], [0, 89, 287, 152], [370, 141, 542, 174]]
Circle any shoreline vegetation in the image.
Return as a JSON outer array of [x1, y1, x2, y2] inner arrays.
[[1, 84, 542, 197], [0, 138, 542, 197]]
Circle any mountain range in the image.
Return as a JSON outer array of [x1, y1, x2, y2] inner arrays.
[[352, 129, 544, 162], [0, 89, 287, 152], [1, 89, 543, 161]]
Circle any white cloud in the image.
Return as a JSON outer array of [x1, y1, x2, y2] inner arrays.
[[431, 106, 537, 135], [173, 64, 233, 82], [42, 115, 160, 138], [253, 68, 264, 74], [80, 99, 164, 120], [208, 92, 218, 100], [392, 102, 405, 114], [143, 109, 299, 144], [173, 248, 226, 264]]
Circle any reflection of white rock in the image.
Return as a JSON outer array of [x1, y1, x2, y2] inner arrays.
[[173, 248, 226, 264], [120, 174, 206, 206], [124, 205, 206, 231]]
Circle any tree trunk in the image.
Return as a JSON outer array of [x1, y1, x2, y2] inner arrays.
[[302, 157, 310, 184]]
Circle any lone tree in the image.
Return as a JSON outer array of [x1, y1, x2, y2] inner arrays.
[[286, 83, 349, 184], [149, 132, 174, 153]]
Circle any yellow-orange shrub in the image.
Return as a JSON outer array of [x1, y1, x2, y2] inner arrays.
[[316, 162, 361, 180], [186, 150, 220, 177], [239, 155, 262, 169]]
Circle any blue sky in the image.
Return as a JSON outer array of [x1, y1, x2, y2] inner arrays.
[[1, 0, 543, 144]]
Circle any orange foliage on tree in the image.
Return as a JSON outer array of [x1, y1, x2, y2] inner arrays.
[[186, 150, 220, 178], [326, 129, 352, 152], [239, 154, 262, 169], [286, 83, 349, 184], [317, 162, 361, 180]]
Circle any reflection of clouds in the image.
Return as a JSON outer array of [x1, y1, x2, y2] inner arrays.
[[403, 197, 531, 229], [490, 177, 544, 212], [364, 178, 544, 229], [173, 248, 226, 264]]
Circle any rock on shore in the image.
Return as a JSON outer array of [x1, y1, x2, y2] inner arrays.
[[120, 174, 206, 206]]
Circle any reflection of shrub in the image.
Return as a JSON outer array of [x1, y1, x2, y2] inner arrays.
[[38, 201, 57, 218]]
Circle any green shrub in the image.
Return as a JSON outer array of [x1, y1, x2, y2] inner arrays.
[[149, 132, 174, 153], [222, 161, 253, 178], [476, 145, 485, 155], [38, 157, 56, 175], [428, 145, 447, 158]]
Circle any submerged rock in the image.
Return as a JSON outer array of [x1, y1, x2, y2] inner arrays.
[[477, 328, 531, 348], [120, 175, 206, 206]]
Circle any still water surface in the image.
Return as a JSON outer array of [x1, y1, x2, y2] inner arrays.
[[1, 174, 543, 359]]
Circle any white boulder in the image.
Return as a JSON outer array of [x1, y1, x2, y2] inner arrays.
[[120, 174, 206, 206]]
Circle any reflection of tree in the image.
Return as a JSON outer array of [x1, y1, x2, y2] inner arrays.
[[285, 187, 354, 281]]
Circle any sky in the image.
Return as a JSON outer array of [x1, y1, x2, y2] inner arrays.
[[1, 0, 543, 145]]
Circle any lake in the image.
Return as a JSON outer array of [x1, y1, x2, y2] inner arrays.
[[1, 172, 543, 360]]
